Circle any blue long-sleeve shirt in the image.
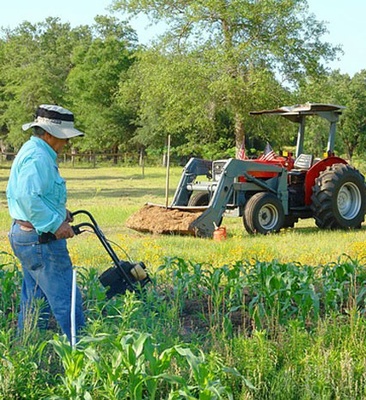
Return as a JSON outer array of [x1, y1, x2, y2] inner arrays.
[[6, 136, 67, 234]]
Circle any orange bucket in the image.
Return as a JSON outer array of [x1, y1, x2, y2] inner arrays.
[[213, 227, 227, 241]]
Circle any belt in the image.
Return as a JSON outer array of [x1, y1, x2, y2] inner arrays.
[[14, 220, 57, 244], [14, 219, 34, 229]]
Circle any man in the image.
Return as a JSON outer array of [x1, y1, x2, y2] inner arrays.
[[7, 104, 85, 342]]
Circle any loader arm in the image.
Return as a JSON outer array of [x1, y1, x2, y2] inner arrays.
[[172, 157, 212, 206], [189, 158, 288, 237]]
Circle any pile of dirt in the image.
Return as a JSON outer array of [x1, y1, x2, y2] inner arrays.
[[125, 203, 205, 235], [179, 296, 249, 338]]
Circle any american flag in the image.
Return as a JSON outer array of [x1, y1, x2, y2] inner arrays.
[[259, 142, 276, 161], [237, 138, 247, 160]]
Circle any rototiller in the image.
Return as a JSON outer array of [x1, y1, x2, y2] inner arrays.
[[71, 210, 151, 299]]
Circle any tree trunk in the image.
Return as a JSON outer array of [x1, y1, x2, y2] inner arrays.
[[346, 145, 353, 161], [112, 144, 119, 164], [234, 113, 245, 152]]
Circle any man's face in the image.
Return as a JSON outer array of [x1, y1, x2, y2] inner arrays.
[[43, 132, 69, 153]]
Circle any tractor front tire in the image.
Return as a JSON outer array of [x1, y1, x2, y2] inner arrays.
[[311, 163, 366, 229], [244, 192, 284, 234], [188, 192, 210, 206]]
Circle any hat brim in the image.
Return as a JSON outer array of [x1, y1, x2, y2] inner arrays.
[[22, 121, 84, 139]]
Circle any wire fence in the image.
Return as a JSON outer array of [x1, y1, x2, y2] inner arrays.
[[0, 151, 186, 168]]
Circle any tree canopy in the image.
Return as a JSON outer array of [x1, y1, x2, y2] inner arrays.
[[0, 16, 137, 153], [112, 0, 339, 151], [0, 1, 365, 161]]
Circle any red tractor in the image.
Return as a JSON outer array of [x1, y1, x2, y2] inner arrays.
[[248, 103, 366, 232], [127, 103, 366, 236]]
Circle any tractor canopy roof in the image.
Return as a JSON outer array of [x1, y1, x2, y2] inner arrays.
[[249, 103, 345, 123]]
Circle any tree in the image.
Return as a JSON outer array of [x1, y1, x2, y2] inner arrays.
[[297, 70, 366, 160], [0, 18, 90, 149], [335, 70, 366, 160], [0, 16, 138, 155], [118, 48, 227, 157], [66, 16, 138, 156], [112, 0, 339, 153]]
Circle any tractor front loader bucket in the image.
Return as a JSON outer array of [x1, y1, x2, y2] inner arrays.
[[126, 157, 213, 236], [125, 203, 207, 235]]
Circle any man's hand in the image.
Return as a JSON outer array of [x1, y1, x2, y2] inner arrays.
[[55, 221, 75, 239], [65, 209, 74, 223]]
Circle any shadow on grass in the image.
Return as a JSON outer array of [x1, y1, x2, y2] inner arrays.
[[67, 187, 173, 200], [286, 226, 319, 234], [66, 173, 165, 181], [286, 224, 366, 235]]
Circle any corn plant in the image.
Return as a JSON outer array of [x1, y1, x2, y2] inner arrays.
[[194, 263, 247, 337], [159, 257, 211, 300], [49, 329, 243, 399], [172, 346, 249, 399], [49, 335, 102, 399], [95, 331, 181, 399], [320, 257, 366, 313], [246, 260, 320, 329], [77, 266, 107, 312]]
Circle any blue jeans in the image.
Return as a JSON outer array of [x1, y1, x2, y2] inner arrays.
[[9, 222, 85, 342]]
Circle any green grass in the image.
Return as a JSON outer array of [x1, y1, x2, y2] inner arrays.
[[2, 162, 366, 399], [2, 162, 366, 271]]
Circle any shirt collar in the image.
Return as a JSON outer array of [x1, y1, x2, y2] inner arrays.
[[31, 135, 57, 160]]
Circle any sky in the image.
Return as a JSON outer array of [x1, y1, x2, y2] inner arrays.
[[0, 0, 365, 77]]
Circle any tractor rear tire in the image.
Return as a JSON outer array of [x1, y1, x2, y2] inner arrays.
[[244, 192, 284, 234], [311, 163, 366, 229], [188, 192, 210, 206]]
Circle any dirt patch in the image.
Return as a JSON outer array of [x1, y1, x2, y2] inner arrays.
[[125, 203, 205, 235], [179, 294, 252, 339], [155, 286, 253, 339]]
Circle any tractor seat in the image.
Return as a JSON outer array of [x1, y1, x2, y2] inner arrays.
[[288, 154, 314, 182], [293, 154, 314, 170]]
